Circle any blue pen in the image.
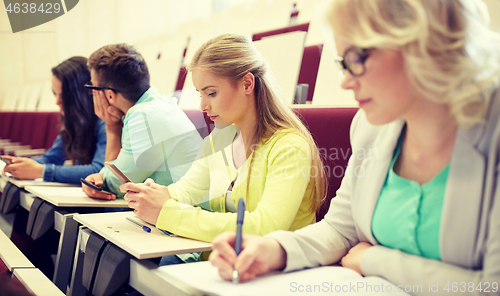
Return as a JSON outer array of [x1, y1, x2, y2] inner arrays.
[[232, 198, 245, 284], [126, 217, 151, 233]]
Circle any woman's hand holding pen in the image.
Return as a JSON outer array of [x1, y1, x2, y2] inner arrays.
[[120, 179, 171, 225], [209, 232, 287, 282]]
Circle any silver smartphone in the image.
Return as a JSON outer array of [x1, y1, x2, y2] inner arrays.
[[0, 156, 13, 165], [104, 161, 131, 184]]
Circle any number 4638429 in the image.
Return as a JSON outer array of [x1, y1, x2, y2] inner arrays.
[[443, 282, 498, 293], [6, 2, 61, 14]]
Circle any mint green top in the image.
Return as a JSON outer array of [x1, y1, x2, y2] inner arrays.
[[101, 86, 203, 198], [372, 131, 449, 260]]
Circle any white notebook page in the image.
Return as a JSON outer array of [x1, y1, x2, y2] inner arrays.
[[158, 261, 411, 296]]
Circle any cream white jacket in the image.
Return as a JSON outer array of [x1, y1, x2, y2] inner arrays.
[[268, 89, 500, 296]]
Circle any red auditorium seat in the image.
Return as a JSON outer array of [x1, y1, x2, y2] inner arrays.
[[293, 107, 359, 221], [3, 112, 36, 154], [44, 112, 62, 149], [298, 45, 323, 102], [5, 113, 25, 144], [17, 112, 37, 146], [183, 109, 213, 139], [1, 113, 29, 154], [0, 258, 33, 296], [3, 112, 58, 156], [28, 113, 52, 149], [252, 23, 309, 41], [0, 112, 16, 140], [175, 66, 188, 92]]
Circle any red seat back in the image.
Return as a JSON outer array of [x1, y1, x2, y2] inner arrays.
[[18, 112, 38, 146], [29, 112, 52, 149], [8, 112, 28, 143], [253, 23, 309, 41], [293, 107, 359, 221], [0, 112, 16, 139], [44, 112, 62, 149], [175, 66, 187, 92], [0, 257, 34, 296], [298, 45, 323, 102], [183, 109, 214, 139]]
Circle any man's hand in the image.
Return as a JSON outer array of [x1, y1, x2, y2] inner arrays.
[[81, 173, 116, 200], [120, 180, 171, 225], [2, 156, 43, 180], [93, 90, 123, 161], [93, 90, 124, 128]]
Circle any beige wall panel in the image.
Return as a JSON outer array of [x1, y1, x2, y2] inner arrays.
[[117, 0, 170, 45], [0, 2, 11, 32], [56, 1, 88, 61], [21, 31, 57, 84], [0, 34, 23, 99], [85, 0, 118, 55]]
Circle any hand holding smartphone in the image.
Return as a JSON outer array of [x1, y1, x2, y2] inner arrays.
[[0, 155, 13, 165], [80, 178, 113, 195]]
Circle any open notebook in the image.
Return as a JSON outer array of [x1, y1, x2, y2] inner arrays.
[[158, 261, 411, 296]]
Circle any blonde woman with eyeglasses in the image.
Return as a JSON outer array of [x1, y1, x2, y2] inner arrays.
[[209, 0, 500, 293]]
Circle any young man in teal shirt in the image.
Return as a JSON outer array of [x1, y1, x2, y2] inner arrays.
[[82, 43, 202, 199]]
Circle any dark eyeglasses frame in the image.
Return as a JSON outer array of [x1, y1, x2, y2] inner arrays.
[[335, 46, 374, 77], [84, 84, 120, 94]]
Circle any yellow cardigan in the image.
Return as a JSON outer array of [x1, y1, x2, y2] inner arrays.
[[156, 125, 316, 242]]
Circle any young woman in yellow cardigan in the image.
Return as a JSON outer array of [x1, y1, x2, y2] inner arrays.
[[120, 34, 327, 264]]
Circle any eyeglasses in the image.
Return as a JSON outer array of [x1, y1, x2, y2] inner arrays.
[[84, 83, 120, 95], [335, 46, 374, 77]]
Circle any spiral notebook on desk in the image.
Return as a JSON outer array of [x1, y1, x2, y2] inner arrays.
[[157, 261, 411, 296]]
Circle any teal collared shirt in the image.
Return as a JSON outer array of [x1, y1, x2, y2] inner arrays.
[[101, 86, 203, 197], [372, 131, 449, 260]]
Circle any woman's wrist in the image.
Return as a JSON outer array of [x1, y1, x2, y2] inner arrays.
[[37, 163, 44, 178], [266, 238, 287, 271]]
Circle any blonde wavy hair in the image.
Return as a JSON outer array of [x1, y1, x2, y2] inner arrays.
[[328, 0, 500, 127], [189, 34, 327, 213]]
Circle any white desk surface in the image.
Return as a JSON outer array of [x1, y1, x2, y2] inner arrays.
[[8, 177, 77, 188], [0, 230, 34, 271], [130, 259, 213, 296], [24, 186, 129, 208], [74, 211, 212, 259], [13, 268, 65, 296]]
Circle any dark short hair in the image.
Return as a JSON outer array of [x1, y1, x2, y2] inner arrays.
[[88, 43, 150, 102]]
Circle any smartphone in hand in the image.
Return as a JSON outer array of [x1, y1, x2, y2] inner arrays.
[[0, 156, 13, 165], [104, 161, 131, 184], [80, 178, 113, 194]]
